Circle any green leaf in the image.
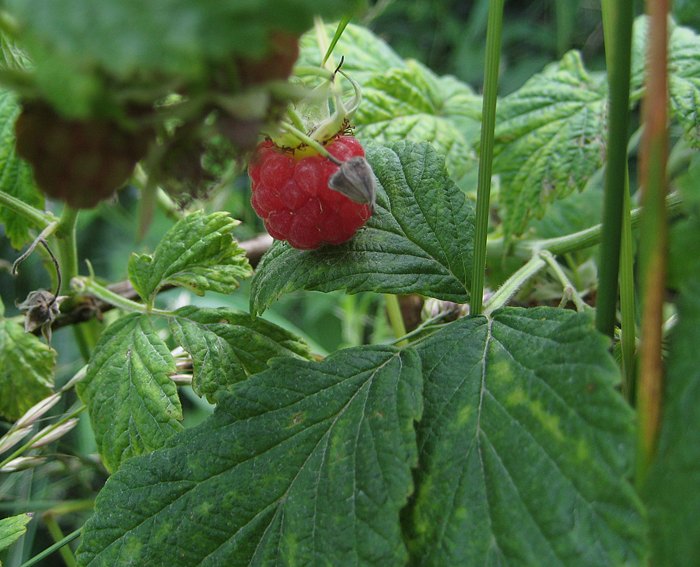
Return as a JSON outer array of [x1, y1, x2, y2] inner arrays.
[[6, 0, 358, 117], [251, 142, 475, 315], [298, 24, 481, 184], [493, 51, 607, 240], [632, 17, 700, 148], [168, 306, 312, 403], [298, 23, 406, 84], [355, 60, 481, 183], [0, 313, 54, 421], [128, 211, 252, 305], [77, 346, 422, 566], [0, 513, 32, 552], [645, 209, 700, 564], [76, 314, 182, 472], [0, 89, 45, 249], [407, 308, 645, 565]]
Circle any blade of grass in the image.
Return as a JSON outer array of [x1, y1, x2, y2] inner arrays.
[[596, 0, 634, 337], [470, 0, 504, 316], [18, 528, 81, 567], [636, 0, 669, 486]]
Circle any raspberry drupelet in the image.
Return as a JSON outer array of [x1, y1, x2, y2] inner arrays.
[[248, 135, 372, 250]]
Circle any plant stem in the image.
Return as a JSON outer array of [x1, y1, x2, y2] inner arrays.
[[42, 514, 78, 567], [384, 294, 408, 346], [71, 276, 171, 315], [483, 254, 547, 316], [18, 528, 81, 567], [470, 0, 504, 316], [539, 251, 588, 312], [636, 0, 669, 486], [487, 192, 682, 259], [55, 206, 80, 294], [0, 190, 56, 228], [596, 0, 634, 337], [619, 181, 636, 400]]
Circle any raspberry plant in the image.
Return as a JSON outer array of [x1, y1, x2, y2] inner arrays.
[[0, 2, 699, 566]]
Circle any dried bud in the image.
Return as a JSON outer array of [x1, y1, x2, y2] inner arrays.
[[0, 456, 47, 473], [17, 289, 65, 342], [329, 156, 376, 208], [28, 418, 79, 449], [15, 393, 61, 429]]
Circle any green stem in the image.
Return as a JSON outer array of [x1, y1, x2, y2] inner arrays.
[[0, 190, 56, 228], [636, 0, 669, 486], [384, 294, 408, 346], [55, 207, 80, 294], [470, 0, 504, 316], [483, 254, 547, 316], [42, 514, 78, 567], [619, 178, 636, 400], [18, 528, 81, 567], [71, 277, 172, 316], [539, 251, 588, 312], [488, 192, 682, 259], [596, 0, 634, 337]]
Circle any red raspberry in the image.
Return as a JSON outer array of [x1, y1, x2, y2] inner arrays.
[[248, 136, 372, 250]]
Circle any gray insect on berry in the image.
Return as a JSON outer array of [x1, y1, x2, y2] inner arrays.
[[328, 156, 376, 209]]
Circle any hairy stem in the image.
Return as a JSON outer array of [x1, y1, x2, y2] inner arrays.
[[483, 255, 547, 316], [540, 251, 588, 312], [71, 277, 171, 316], [470, 0, 504, 316], [0, 190, 56, 229]]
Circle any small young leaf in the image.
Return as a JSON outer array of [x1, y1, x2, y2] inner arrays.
[[632, 16, 700, 147], [0, 89, 45, 249], [645, 201, 700, 564], [408, 308, 645, 565], [355, 60, 481, 183], [168, 306, 311, 403], [0, 513, 32, 552], [76, 314, 182, 472], [77, 346, 422, 566], [298, 23, 406, 84], [0, 312, 55, 421], [128, 211, 252, 305], [493, 51, 607, 240], [251, 142, 474, 315]]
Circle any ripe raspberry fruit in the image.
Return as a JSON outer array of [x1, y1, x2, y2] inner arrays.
[[249, 136, 372, 250]]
